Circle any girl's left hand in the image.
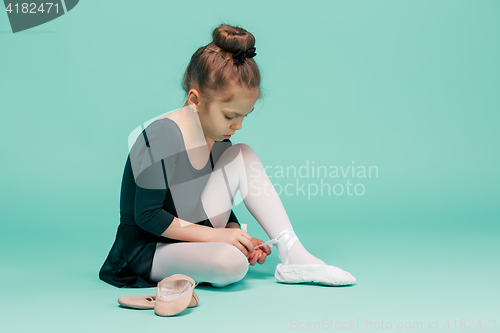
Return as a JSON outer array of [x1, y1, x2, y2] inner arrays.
[[247, 238, 271, 266]]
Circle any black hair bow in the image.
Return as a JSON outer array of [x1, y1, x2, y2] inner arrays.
[[233, 47, 257, 65]]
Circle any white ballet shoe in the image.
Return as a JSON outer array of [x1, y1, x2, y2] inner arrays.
[[256, 228, 357, 286], [275, 263, 357, 286]]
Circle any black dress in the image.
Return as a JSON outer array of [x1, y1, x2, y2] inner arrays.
[[99, 118, 240, 288]]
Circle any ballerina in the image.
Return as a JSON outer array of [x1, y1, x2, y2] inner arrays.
[[99, 23, 356, 291]]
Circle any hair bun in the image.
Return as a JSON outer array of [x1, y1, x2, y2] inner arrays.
[[212, 23, 255, 54], [182, 23, 261, 98]]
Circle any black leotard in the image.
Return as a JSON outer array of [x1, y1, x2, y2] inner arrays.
[[99, 118, 240, 288]]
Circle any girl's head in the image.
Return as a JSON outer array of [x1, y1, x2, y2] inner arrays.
[[182, 23, 261, 142]]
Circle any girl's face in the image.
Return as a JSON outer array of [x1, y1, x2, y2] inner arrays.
[[196, 85, 260, 143]]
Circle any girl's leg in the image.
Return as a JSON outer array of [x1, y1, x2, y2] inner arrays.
[[150, 241, 249, 287], [201, 143, 327, 266]]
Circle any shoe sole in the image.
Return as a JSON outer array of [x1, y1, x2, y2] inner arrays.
[[118, 290, 199, 309]]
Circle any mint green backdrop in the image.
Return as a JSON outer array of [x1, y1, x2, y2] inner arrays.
[[1, 1, 498, 332]]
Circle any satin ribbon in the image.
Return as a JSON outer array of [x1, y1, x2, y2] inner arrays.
[[241, 224, 298, 265]]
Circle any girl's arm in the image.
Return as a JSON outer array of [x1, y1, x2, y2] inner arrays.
[[160, 218, 240, 241], [162, 217, 253, 256], [161, 216, 216, 242]]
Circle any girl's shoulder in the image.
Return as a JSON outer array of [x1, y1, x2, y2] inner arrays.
[[128, 115, 183, 163]]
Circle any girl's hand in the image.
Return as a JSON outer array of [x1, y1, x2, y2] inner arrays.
[[210, 228, 254, 257], [247, 238, 272, 266]]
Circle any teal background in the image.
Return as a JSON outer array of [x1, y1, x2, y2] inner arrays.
[[1, 1, 499, 332]]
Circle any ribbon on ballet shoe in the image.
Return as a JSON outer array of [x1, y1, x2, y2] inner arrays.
[[254, 228, 298, 265], [241, 224, 279, 248], [254, 238, 278, 249], [243, 224, 288, 249]]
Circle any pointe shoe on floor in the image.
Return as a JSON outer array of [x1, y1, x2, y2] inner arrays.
[[118, 289, 199, 310], [154, 274, 197, 316], [256, 228, 357, 286]]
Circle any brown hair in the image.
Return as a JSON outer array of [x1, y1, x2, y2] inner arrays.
[[182, 23, 262, 105]]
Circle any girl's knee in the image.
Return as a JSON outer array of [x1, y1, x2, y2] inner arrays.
[[213, 244, 249, 280], [233, 143, 254, 155], [224, 143, 254, 155], [213, 143, 255, 172]]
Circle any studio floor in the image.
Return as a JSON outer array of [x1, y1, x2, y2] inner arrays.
[[2, 210, 498, 333]]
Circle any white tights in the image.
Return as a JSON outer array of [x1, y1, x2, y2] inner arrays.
[[150, 143, 326, 287], [149, 242, 250, 287]]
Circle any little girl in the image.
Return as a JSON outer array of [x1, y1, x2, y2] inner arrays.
[[99, 23, 356, 289]]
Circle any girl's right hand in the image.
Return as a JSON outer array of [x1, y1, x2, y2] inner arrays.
[[210, 228, 254, 257]]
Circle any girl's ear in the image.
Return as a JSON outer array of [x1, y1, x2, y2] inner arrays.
[[187, 88, 201, 107]]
